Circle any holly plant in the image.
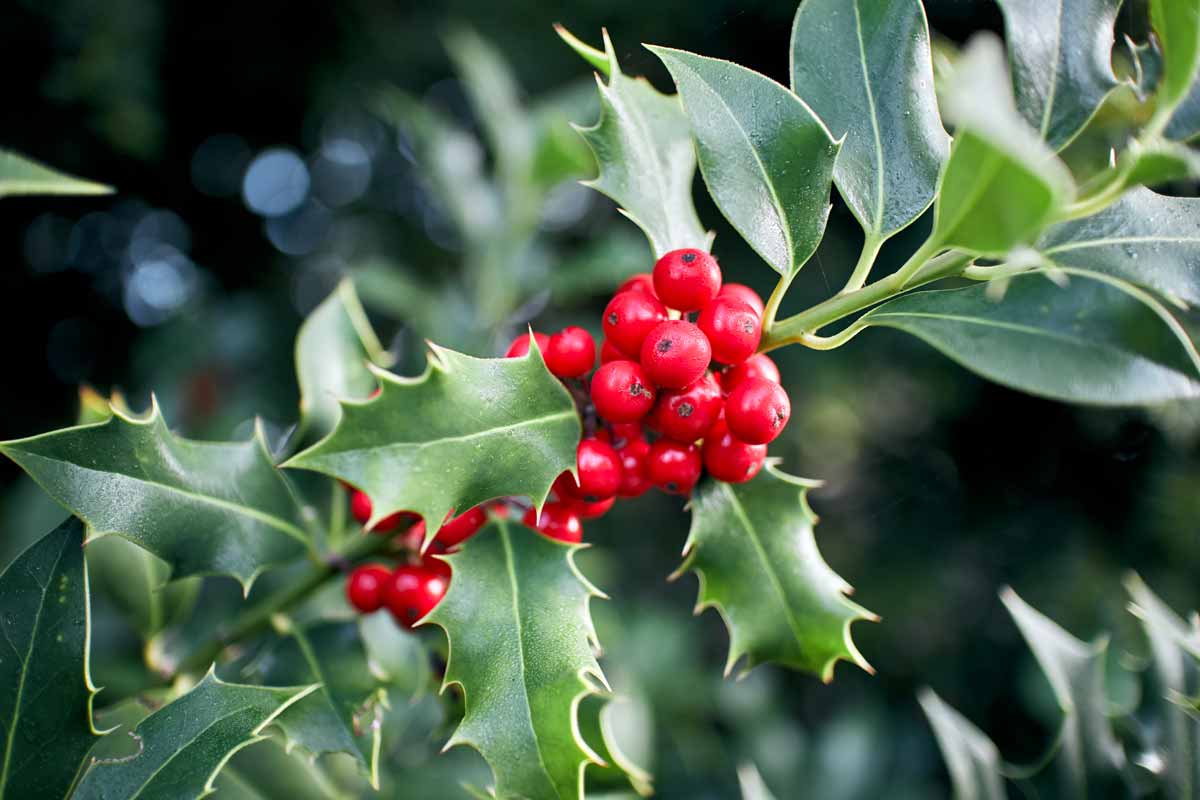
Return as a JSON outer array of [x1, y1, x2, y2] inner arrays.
[[4, 0, 1200, 798]]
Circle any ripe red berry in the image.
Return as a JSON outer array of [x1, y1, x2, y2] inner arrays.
[[346, 564, 391, 613], [384, 565, 448, 628], [602, 291, 668, 356], [616, 439, 653, 497], [545, 326, 596, 378], [399, 520, 434, 553], [608, 422, 644, 448], [350, 490, 417, 533], [647, 439, 702, 495], [522, 503, 583, 543], [591, 360, 656, 423], [617, 272, 657, 296], [717, 283, 765, 317], [506, 331, 551, 358], [653, 248, 721, 311], [653, 373, 724, 443], [600, 340, 629, 364], [726, 378, 791, 444], [720, 353, 781, 393], [570, 496, 615, 520], [573, 437, 623, 501], [703, 417, 767, 483], [434, 505, 488, 548], [640, 320, 711, 389], [698, 297, 761, 365]]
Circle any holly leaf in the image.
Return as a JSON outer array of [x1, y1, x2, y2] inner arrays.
[[649, 45, 840, 278], [358, 613, 432, 699], [917, 689, 1007, 800], [863, 270, 1200, 405], [425, 520, 608, 800], [558, 27, 709, 258], [1166, 79, 1200, 140], [676, 465, 875, 680], [0, 518, 101, 800], [284, 344, 579, 550], [0, 401, 311, 593], [0, 149, 112, 198], [212, 736, 350, 800], [737, 763, 780, 800], [72, 671, 317, 799], [86, 536, 201, 640], [579, 695, 654, 797], [1151, 0, 1200, 113], [790, 0, 949, 243], [996, 0, 1122, 150]]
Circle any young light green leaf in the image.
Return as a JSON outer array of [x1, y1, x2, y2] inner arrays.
[[212, 736, 351, 800], [0, 401, 311, 593], [86, 536, 200, 640], [295, 279, 388, 440], [0, 518, 100, 800], [917, 689, 1007, 800], [1116, 139, 1200, 190], [73, 671, 317, 800], [649, 46, 840, 277], [996, 0, 1121, 149], [863, 270, 1200, 406], [579, 695, 654, 797], [359, 613, 432, 699], [1151, 0, 1200, 112], [284, 344, 580, 550], [560, 28, 709, 257], [736, 763, 779, 800], [677, 465, 876, 680], [425, 521, 607, 800], [790, 0, 949, 241], [0, 149, 112, 199]]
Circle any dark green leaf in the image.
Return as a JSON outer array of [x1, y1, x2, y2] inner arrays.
[[1166, 79, 1200, 140], [0, 518, 99, 800], [917, 689, 1007, 800], [649, 46, 839, 277], [1151, 0, 1200, 111], [0, 150, 112, 198], [677, 465, 875, 680], [790, 0, 949, 240]]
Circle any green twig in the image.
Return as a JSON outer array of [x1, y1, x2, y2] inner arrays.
[[840, 233, 885, 294]]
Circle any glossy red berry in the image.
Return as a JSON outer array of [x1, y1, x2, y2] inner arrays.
[[698, 297, 762, 365], [522, 503, 583, 543], [384, 565, 448, 628], [726, 378, 791, 444], [647, 439, 702, 495], [653, 373, 724, 443], [434, 505, 488, 548], [399, 520, 434, 553], [617, 272, 657, 297], [602, 291, 668, 356], [653, 248, 721, 311], [591, 360, 656, 423], [600, 340, 629, 364], [346, 564, 391, 613], [616, 439, 653, 497], [640, 320, 711, 389], [545, 326, 596, 378], [570, 496, 616, 520], [506, 331, 551, 358], [574, 437, 623, 501], [703, 417, 767, 483], [720, 353, 781, 393], [608, 422, 644, 448], [717, 283, 765, 317], [350, 490, 416, 533]]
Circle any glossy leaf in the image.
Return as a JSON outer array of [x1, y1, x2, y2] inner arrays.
[[0, 518, 100, 800], [677, 465, 875, 680], [0, 149, 112, 198], [560, 28, 709, 257], [285, 344, 579, 550], [864, 270, 1200, 405], [996, 0, 1121, 149], [1166, 79, 1200, 140], [425, 520, 607, 800], [1151, 0, 1200, 111], [649, 46, 840, 277], [0, 402, 310, 592], [73, 671, 317, 799], [917, 689, 1007, 800], [790, 0, 949, 239]]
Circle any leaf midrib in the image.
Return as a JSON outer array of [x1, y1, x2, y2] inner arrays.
[[609, 77, 684, 251], [1039, 0, 1065, 137], [126, 707, 258, 799], [1044, 234, 1200, 254], [852, 0, 887, 234], [312, 409, 577, 458]]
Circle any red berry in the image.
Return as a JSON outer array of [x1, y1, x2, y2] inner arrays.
[[545, 326, 596, 378], [350, 490, 417, 533], [608, 422, 644, 448], [421, 550, 452, 580], [698, 297, 762, 365], [720, 353, 781, 393], [602, 291, 668, 356], [384, 565, 448, 628], [552, 470, 582, 501], [570, 496, 616, 520], [506, 331, 551, 358], [346, 564, 391, 613], [399, 520, 434, 552], [368, 386, 382, 399], [653, 373, 724, 443], [616, 439, 653, 497], [618, 272, 657, 296], [574, 437, 623, 501], [350, 490, 372, 523], [653, 248, 721, 311], [702, 417, 767, 483], [640, 320, 711, 389], [726, 378, 791, 444], [522, 503, 583, 543], [647, 439, 702, 495], [591, 360, 656, 423], [434, 505, 488, 548], [600, 340, 630, 364], [717, 283, 765, 317]]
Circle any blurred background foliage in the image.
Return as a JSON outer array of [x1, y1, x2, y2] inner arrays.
[[2, 0, 1199, 797]]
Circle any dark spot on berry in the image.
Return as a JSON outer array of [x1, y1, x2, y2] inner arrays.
[[607, 312, 619, 325], [772, 408, 786, 427], [681, 252, 696, 263], [665, 481, 678, 491], [656, 338, 673, 354], [739, 318, 755, 333], [677, 402, 694, 417], [629, 381, 647, 397]]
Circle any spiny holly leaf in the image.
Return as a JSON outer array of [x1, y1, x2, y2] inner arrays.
[[0, 401, 311, 593], [72, 671, 317, 800], [996, 0, 1122, 150], [676, 465, 875, 681], [212, 736, 350, 800], [649, 45, 840, 279], [558, 27, 709, 258], [917, 689, 1007, 800], [0, 518, 101, 800], [0, 149, 112, 198], [424, 520, 608, 800], [284, 344, 580, 550], [295, 278, 389, 441]]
